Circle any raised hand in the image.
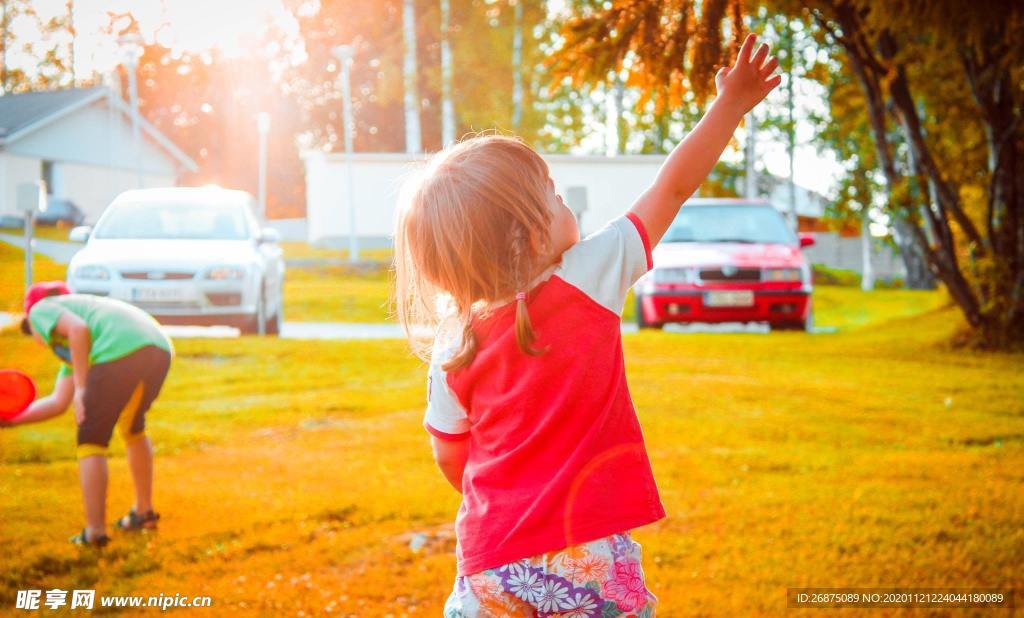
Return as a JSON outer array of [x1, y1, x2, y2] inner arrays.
[[714, 33, 782, 115]]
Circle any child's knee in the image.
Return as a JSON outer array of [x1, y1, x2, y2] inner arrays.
[[76, 443, 109, 459]]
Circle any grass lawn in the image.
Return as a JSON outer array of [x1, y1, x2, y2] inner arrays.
[[0, 242, 68, 313], [279, 241, 392, 264], [0, 237, 1019, 615], [1, 257, 1022, 616], [284, 264, 393, 323]]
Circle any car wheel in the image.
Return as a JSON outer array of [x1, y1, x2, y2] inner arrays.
[[239, 286, 267, 336], [803, 298, 814, 332], [772, 299, 814, 332], [238, 313, 260, 335], [772, 321, 802, 331], [264, 286, 283, 336]]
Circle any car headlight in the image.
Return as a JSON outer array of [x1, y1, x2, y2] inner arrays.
[[74, 265, 110, 280], [205, 266, 246, 280], [763, 268, 802, 282], [653, 267, 696, 284]]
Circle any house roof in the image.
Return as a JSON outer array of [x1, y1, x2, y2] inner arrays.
[[0, 86, 107, 139], [0, 86, 197, 172]]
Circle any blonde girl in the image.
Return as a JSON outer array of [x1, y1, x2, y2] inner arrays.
[[395, 34, 780, 617]]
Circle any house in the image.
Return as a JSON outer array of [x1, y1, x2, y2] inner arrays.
[[0, 86, 197, 224]]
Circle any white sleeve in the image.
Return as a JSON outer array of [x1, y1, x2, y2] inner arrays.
[[423, 342, 470, 440], [556, 212, 653, 314]]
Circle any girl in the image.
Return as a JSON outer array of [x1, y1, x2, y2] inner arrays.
[[395, 34, 780, 616], [2, 282, 173, 547]]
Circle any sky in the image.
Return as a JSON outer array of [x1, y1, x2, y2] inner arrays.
[[7, 0, 843, 197]]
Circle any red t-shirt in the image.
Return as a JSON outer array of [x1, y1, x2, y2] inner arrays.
[[424, 213, 666, 576]]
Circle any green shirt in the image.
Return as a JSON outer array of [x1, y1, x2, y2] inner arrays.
[[28, 295, 174, 381]]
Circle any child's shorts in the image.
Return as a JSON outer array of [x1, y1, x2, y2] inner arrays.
[[444, 532, 657, 617], [77, 345, 171, 459]]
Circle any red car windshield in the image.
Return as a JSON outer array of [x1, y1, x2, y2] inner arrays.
[[664, 205, 797, 246]]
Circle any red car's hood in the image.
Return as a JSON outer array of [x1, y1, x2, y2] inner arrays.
[[653, 241, 806, 269]]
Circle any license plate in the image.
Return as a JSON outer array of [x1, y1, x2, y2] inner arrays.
[[704, 290, 755, 307], [131, 287, 189, 303]]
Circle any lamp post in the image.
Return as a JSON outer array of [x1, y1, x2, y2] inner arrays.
[[256, 112, 270, 222], [17, 181, 46, 290], [332, 44, 359, 263], [117, 33, 144, 189]]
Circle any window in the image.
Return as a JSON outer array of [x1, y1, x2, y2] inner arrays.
[[41, 161, 54, 194]]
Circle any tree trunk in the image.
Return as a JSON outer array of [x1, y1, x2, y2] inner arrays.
[[891, 219, 934, 290], [1, 0, 9, 93], [819, 4, 936, 289], [960, 49, 1024, 344], [402, 0, 422, 153], [860, 211, 874, 291], [613, 73, 626, 154], [440, 0, 455, 145], [511, 0, 523, 129]]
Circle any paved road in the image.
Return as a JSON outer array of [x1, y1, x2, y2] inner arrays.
[[3, 311, 797, 340]]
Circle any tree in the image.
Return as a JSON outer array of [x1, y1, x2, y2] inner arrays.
[[551, 0, 1023, 346], [117, 13, 306, 218], [284, 0, 553, 154], [806, 0, 1022, 344], [439, 0, 455, 145], [0, 0, 75, 93], [403, 0, 423, 152]]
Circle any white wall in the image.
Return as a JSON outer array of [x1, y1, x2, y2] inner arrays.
[[803, 232, 906, 279], [303, 152, 668, 244], [304, 152, 423, 246], [0, 154, 172, 222]]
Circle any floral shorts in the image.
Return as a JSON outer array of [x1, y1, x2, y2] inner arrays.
[[443, 532, 657, 617]]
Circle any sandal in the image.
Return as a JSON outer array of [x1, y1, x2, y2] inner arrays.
[[69, 528, 110, 548], [116, 509, 160, 531]]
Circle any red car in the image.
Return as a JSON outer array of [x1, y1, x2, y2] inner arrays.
[[634, 198, 815, 331]]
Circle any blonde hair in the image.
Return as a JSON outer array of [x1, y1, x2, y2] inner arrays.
[[394, 135, 553, 371]]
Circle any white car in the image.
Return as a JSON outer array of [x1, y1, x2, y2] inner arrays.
[[67, 187, 285, 335]]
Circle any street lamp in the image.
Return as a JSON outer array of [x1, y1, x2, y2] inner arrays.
[[117, 33, 144, 189], [17, 181, 46, 290], [332, 44, 359, 263], [256, 112, 270, 222]]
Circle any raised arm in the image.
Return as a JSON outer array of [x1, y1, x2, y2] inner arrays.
[[630, 33, 782, 246]]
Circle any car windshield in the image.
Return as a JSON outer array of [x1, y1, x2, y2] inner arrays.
[[663, 205, 796, 245], [94, 202, 252, 240]]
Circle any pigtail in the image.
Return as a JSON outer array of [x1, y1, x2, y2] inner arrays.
[[511, 225, 547, 357], [514, 293, 546, 357]]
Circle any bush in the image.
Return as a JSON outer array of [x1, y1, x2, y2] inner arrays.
[[812, 264, 905, 289]]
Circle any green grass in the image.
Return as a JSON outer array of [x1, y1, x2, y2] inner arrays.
[[1, 299, 1020, 615], [0, 241, 68, 313], [279, 241, 391, 263], [284, 264, 393, 323], [31, 226, 84, 243], [0, 234, 1020, 616]]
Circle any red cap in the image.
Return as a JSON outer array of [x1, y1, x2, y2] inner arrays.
[[24, 281, 70, 315]]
